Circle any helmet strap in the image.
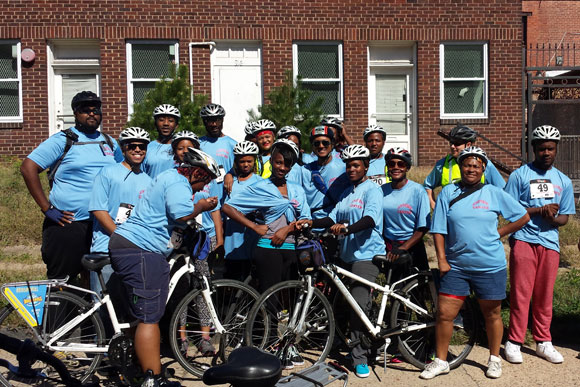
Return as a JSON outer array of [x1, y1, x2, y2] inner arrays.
[[123, 159, 142, 174], [157, 132, 174, 144]]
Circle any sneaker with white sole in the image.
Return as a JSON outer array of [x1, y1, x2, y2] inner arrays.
[[288, 345, 304, 366], [536, 342, 564, 363], [355, 364, 370, 378], [504, 341, 523, 364], [419, 358, 449, 379], [486, 355, 502, 379]]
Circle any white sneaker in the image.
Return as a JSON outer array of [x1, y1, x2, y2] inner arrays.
[[536, 342, 564, 363], [419, 358, 449, 379], [504, 341, 523, 364], [486, 355, 502, 379]]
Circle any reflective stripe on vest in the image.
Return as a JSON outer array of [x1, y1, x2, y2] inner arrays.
[[441, 155, 485, 187]]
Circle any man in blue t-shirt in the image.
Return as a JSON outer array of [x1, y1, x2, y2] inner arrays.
[[142, 104, 181, 178], [503, 125, 576, 365], [21, 91, 123, 282]]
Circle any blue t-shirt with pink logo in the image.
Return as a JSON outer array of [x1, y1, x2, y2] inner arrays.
[[381, 180, 431, 241], [199, 135, 237, 175], [432, 183, 527, 272], [328, 179, 385, 263], [142, 141, 175, 179], [504, 163, 575, 252]]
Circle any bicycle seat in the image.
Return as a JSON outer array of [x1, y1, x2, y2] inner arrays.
[[203, 347, 282, 387], [81, 253, 111, 271], [372, 252, 411, 267]]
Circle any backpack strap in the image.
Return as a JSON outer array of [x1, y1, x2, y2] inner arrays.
[[47, 129, 79, 184], [448, 182, 484, 209]]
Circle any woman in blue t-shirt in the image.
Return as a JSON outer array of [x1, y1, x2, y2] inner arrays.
[[421, 147, 529, 381], [297, 145, 386, 379]]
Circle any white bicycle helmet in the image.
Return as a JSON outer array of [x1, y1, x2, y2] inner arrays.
[[531, 125, 561, 142], [233, 141, 259, 156], [181, 148, 221, 179], [278, 125, 301, 140], [172, 131, 200, 149], [320, 116, 343, 131], [200, 103, 225, 118], [458, 146, 488, 166], [119, 127, 150, 144], [363, 124, 387, 140], [251, 119, 277, 135], [153, 104, 181, 119], [244, 122, 256, 136], [341, 144, 370, 162], [271, 138, 300, 163], [385, 147, 412, 167]]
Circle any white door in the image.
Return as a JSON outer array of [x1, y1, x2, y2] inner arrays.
[[53, 72, 99, 134], [211, 42, 262, 142], [369, 68, 414, 154]]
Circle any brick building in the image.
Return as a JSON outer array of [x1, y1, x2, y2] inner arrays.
[[0, 0, 522, 166]]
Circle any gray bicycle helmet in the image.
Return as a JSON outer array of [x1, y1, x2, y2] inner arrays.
[[363, 124, 387, 140], [200, 103, 225, 118], [153, 104, 181, 119], [320, 117, 343, 132], [341, 144, 370, 162], [457, 146, 488, 166], [309, 125, 335, 143], [181, 148, 221, 179], [172, 130, 200, 149], [449, 125, 477, 143], [277, 125, 302, 140], [531, 125, 560, 142], [233, 141, 259, 156], [385, 147, 412, 167], [119, 127, 150, 144], [270, 138, 300, 164]]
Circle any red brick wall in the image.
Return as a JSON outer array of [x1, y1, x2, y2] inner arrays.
[[0, 0, 522, 167]]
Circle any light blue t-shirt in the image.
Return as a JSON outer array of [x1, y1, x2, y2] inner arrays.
[[431, 183, 527, 272], [199, 135, 237, 175], [89, 163, 152, 253], [423, 155, 505, 190], [504, 163, 575, 252], [328, 179, 386, 263], [114, 169, 194, 255], [27, 127, 123, 221], [224, 174, 262, 260], [142, 141, 175, 179], [197, 180, 222, 238], [382, 180, 431, 241], [367, 155, 388, 186]]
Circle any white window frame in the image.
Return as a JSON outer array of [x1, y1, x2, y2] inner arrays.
[[439, 41, 488, 119], [126, 40, 179, 116], [0, 40, 23, 123], [292, 41, 343, 119]]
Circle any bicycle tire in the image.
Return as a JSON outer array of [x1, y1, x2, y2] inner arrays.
[[390, 277, 476, 370], [244, 280, 335, 373], [0, 291, 105, 384], [169, 279, 261, 377]]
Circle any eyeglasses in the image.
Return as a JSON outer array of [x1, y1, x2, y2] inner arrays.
[[313, 140, 331, 147], [126, 143, 148, 151], [450, 140, 466, 147], [78, 107, 102, 115], [387, 160, 407, 168]]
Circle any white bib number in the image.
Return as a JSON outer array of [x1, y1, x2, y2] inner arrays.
[[369, 174, 387, 186], [215, 166, 226, 184], [115, 203, 134, 224], [167, 229, 184, 250], [530, 179, 555, 199]]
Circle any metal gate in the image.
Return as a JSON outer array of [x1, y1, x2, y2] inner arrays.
[[523, 44, 580, 190]]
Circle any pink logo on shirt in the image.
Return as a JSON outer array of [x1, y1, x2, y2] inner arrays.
[[350, 198, 364, 209], [290, 199, 299, 208], [554, 184, 562, 196], [397, 203, 413, 215], [473, 200, 489, 210], [103, 145, 114, 156], [216, 149, 230, 159], [328, 177, 337, 185], [138, 189, 145, 199]]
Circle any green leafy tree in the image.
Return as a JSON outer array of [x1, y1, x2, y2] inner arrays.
[[126, 64, 208, 140], [248, 71, 324, 152]]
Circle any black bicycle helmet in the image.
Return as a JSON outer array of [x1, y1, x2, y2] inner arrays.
[[449, 125, 477, 143], [71, 91, 101, 111]]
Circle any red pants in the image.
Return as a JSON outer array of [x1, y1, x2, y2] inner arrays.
[[508, 239, 560, 343]]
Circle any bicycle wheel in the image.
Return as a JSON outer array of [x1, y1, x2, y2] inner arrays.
[[389, 277, 477, 370], [0, 290, 105, 384], [169, 279, 262, 377], [244, 280, 335, 373]]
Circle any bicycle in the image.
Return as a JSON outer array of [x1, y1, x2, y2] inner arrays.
[[0, 224, 263, 383], [243, 238, 477, 373]]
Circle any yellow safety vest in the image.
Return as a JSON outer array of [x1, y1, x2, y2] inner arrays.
[[257, 158, 272, 178], [441, 155, 484, 187]]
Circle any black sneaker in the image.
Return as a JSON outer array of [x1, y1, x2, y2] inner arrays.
[[141, 370, 182, 387], [288, 345, 304, 366]]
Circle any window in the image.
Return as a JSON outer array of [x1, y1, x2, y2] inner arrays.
[[126, 41, 178, 115], [0, 41, 22, 122], [440, 42, 488, 119], [293, 42, 343, 117]]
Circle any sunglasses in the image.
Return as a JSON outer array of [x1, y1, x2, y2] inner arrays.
[[78, 107, 102, 115], [126, 143, 148, 151], [387, 160, 407, 168], [450, 140, 466, 147], [313, 140, 331, 147]]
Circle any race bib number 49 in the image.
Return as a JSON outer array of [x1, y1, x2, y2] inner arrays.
[[530, 179, 555, 199]]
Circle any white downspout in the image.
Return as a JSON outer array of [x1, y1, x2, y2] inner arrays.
[[188, 41, 216, 100]]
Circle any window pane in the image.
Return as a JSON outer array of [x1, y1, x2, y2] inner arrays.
[[377, 114, 407, 135], [0, 44, 17, 79], [298, 45, 338, 79], [443, 81, 484, 114], [444, 45, 483, 78], [0, 81, 19, 116], [303, 81, 339, 115], [131, 44, 175, 79], [133, 81, 157, 105]]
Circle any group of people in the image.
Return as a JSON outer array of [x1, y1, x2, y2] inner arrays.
[[20, 90, 575, 384]]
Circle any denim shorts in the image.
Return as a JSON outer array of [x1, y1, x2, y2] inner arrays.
[[439, 267, 507, 300], [110, 248, 170, 324]]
